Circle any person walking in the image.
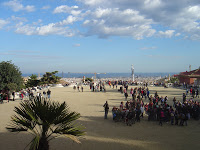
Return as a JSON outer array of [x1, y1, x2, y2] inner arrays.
[[103, 101, 109, 119]]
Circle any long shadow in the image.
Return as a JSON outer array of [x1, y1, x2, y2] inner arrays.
[[108, 98, 122, 101], [0, 124, 152, 150], [1, 115, 200, 150], [76, 115, 200, 150]]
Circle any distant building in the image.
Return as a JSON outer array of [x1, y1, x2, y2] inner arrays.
[[178, 68, 200, 85]]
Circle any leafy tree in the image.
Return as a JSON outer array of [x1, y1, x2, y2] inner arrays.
[[40, 71, 61, 84], [85, 77, 93, 82], [169, 77, 179, 83], [7, 97, 85, 150], [0, 61, 23, 91], [26, 74, 40, 88]]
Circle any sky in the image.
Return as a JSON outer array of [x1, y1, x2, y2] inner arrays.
[[0, 0, 200, 74]]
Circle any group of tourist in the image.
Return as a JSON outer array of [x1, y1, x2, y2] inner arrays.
[[0, 86, 52, 103], [103, 84, 200, 126], [186, 88, 199, 98], [73, 85, 84, 92], [90, 82, 106, 92]]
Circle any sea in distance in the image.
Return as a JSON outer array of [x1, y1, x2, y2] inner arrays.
[[22, 72, 178, 79]]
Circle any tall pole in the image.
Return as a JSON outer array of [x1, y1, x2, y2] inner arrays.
[[131, 64, 134, 81], [189, 65, 191, 71]]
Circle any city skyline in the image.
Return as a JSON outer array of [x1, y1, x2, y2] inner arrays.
[[0, 0, 200, 74]]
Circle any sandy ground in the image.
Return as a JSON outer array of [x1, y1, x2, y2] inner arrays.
[[0, 85, 200, 150]]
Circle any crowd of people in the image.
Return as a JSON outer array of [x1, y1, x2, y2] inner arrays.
[[104, 84, 200, 126], [90, 82, 106, 92], [0, 85, 52, 103]]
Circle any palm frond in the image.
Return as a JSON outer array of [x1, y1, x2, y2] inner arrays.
[[6, 97, 85, 150], [26, 135, 40, 150], [6, 126, 27, 132]]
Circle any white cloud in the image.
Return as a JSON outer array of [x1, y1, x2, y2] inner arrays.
[[141, 47, 157, 50], [78, 0, 200, 40], [0, 19, 9, 29], [41, 5, 50, 10], [14, 16, 79, 37], [77, 0, 107, 6], [59, 16, 78, 25], [10, 16, 27, 22], [25, 5, 35, 12], [3, 0, 35, 12], [175, 33, 181, 37], [2, 0, 200, 40], [73, 44, 81, 47], [144, 0, 162, 9], [83, 8, 155, 39], [15, 23, 74, 37], [158, 30, 175, 38], [53, 5, 81, 16]]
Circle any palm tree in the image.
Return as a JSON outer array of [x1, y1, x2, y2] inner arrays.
[[6, 97, 85, 150]]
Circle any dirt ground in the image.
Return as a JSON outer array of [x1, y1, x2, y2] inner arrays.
[[0, 85, 200, 150]]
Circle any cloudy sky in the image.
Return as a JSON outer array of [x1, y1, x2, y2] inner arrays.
[[0, 0, 200, 74]]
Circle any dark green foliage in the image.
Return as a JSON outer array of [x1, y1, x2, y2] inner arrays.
[[40, 71, 61, 84], [85, 77, 93, 82], [169, 77, 179, 83], [6, 97, 85, 150], [26, 74, 40, 88], [0, 61, 23, 91]]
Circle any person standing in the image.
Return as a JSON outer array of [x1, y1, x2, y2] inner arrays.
[[196, 89, 199, 98], [140, 105, 144, 118], [21, 93, 24, 100], [159, 109, 165, 126], [12, 91, 15, 101], [103, 101, 109, 119], [192, 88, 195, 98], [136, 107, 141, 122], [47, 89, 51, 99], [183, 93, 186, 103], [173, 97, 176, 107], [81, 86, 83, 92], [6, 93, 9, 103], [43, 91, 46, 99], [170, 109, 175, 125]]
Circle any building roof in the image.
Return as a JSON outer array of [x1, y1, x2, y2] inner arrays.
[[179, 69, 200, 77]]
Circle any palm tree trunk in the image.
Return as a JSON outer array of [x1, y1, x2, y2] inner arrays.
[[37, 125, 49, 150], [37, 138, 49, 150]]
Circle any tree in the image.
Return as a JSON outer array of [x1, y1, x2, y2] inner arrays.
[[40, 71, 61, 84], [85, 77, 93, 82], [7, 97, 85, 150], [0, 61, 23, 91], [26, 74, 40, 88], [169, 77, 179, 84]]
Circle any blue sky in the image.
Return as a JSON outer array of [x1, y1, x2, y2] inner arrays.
[[0, 0, 200, 74]]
